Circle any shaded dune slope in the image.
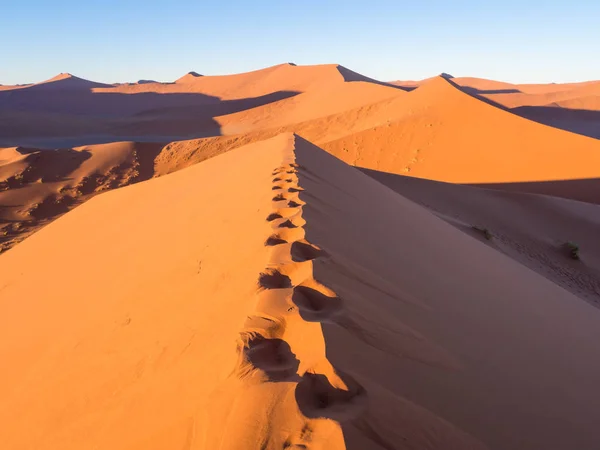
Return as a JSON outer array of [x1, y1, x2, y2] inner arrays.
[[2, 134, 600, 449], [361, 168, 600, 306], [293, 136, 600, 450], [0, 63, 406, 147]]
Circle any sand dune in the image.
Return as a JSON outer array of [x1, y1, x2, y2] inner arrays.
[[140, 72, 600, 204], [3, 64, 599, 252], [217, 81, 404, 135], [2, 63, 600, 450], [2, 134, 600, 450], [447, 77, 600, 139], [0, 63, 404, 147], [452, 77, 600, 110], [320, 76, 600, 200], [175, 71, 203, 83], [105, 63, 371, 99], [392, 76, 600, 138], [31, 72, 114, 90]]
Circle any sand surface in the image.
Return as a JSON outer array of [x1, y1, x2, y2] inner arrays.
[[2, 134, 600, 449], [2, 64, 600, 449]]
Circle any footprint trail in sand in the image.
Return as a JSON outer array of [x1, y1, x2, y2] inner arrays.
[[198, 137, 366, 449]]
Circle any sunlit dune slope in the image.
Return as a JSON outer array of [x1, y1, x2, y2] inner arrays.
[[216, 81, 404, 135], [320, 76, 600, 192]]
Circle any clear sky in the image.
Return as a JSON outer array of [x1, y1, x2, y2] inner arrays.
[[1, 0, 599, 85]]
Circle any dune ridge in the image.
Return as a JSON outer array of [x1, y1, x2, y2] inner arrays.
[[200, 134, 366, 448]]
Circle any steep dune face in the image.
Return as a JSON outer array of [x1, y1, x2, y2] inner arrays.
[[293, 136, 600, 450], [453, 77, 600, 108], [321, 77, 600, 200], [450, 78, 600, 139], [362, 169, 600, 306], [2, 134, 600, 450]]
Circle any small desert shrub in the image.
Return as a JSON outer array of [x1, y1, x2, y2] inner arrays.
[[472, 225, 492, 240], [565, 241, 580, 260]]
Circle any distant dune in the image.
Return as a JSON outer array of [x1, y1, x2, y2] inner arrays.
[[1, 64, 600, 450], [30, 72, 114, 90], [4, 65, 599, 251], [175, 71, 203, 83]]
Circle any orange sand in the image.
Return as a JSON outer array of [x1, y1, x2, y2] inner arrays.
[[1, 65, 600, 450]]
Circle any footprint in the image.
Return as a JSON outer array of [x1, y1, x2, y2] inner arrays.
[[266, 228, 306, 246], [266, 235, 288, 246], [258, 269, 293, 289], [288, 187, 304, 193], [278, 219, 298, 229], [261, 262, 313, 289], [291, 241, 325, 262], [266, 213, 283, 222], [295, 371, 367, 421], [273, 193, 287, 201], [271, 215, 306, 230], [238, 336, 300, 381], [287, 200, 303, 208], [292, 284, 343, 322]]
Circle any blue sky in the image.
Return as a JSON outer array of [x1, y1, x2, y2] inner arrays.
[[1, 0, 599, 85]]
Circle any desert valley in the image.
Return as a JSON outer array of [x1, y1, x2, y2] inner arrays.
[[1, 63, 600, 449]]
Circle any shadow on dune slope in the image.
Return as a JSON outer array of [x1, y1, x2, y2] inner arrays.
[[0, 89, 301, 148], [360, 167, 600, 307], [459, 87, 522, 95], [448, 78, 600, 140], [511, 106, 600, 140], [294, 137, 600, 450], [336, 65, 412, 92], [466, 177, 600, 205]]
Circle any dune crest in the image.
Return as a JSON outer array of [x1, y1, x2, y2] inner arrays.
[[199, 134, 365, 448]]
